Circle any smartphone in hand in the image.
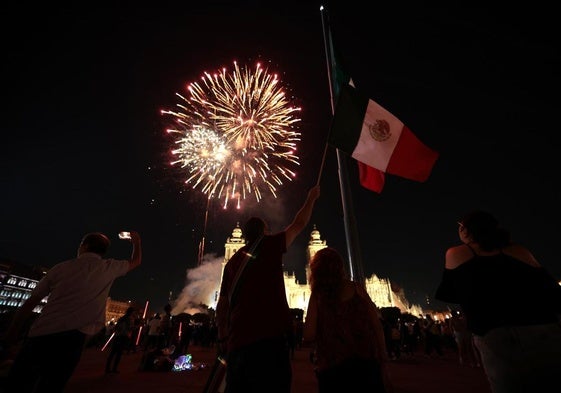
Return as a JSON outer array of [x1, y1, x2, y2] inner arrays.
[[118, 231, 131, 239]]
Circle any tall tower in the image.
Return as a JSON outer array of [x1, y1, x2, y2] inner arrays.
[[224, 222, 245, 261], [218, 222, 246, 300], [305, 224, 327, 283]]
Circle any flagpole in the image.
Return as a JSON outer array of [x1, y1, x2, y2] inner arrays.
[[319, 5, 365, 284]]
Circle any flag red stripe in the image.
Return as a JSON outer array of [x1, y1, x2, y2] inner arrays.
[[358, 162, 385, 193], [386, 127, 439, 182]]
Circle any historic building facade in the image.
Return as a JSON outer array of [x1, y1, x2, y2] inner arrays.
[[1, 260, 143, 326], [222, 224, 424, 318], [0, 261, 48, 315]]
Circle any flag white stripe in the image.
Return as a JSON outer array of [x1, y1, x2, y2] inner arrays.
[[350, 99, 404, 172]]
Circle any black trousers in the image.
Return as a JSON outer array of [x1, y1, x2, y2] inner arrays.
[[105, 335, 130, 372], [316, 357, 385, 393], [5, 329, 86, 393], [225, 336, 291, 393]]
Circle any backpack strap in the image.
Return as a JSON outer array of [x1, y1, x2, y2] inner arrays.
[[228, 234, 264, 307]]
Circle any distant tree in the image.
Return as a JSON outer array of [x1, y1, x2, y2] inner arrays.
[[400, 312, 419, 323], [191, 312, 210, 325], [289, 308, 304, 321], [380, 307, 401, 324], [174, 313, 192, 324]]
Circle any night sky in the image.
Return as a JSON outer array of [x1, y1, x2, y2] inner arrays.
[[2, 2, 560, 313]]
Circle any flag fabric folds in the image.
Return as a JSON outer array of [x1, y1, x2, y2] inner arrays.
[[329, 83, 439, 189], [358, 161, 385, 193]]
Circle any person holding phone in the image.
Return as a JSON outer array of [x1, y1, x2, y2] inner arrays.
[[2, 231, 142, 393]]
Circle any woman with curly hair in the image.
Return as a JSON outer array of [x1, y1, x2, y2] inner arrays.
[[303, 247, 392, 393]]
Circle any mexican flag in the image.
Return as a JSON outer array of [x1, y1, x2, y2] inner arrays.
[[329, 84, 439, 192]]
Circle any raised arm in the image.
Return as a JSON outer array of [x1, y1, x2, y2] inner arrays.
[[127, 231, 142, 271], [284, 185, 320, 248]]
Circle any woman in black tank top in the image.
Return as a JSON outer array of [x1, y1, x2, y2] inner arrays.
[[436, 210, 561, 393]]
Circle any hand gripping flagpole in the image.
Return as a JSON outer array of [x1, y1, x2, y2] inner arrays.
[[319, 4, 365, 284]]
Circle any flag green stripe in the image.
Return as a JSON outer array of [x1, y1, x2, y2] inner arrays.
[[328, 84, 368, 154]]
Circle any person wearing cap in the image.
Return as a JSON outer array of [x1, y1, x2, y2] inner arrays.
[[2, 231, 142, 392], [436, 210, 561, 393]]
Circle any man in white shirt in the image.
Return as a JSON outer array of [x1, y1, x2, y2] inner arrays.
[[2, 231, 141, 393], [145, 313, 161, 350]]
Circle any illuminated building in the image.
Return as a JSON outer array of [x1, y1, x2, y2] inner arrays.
[[105, 298, 136, 325], [0, 261, 48, 314], [221, 224, 424, 318]]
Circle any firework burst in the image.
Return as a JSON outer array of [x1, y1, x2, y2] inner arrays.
[[162, 61, 301, 208]]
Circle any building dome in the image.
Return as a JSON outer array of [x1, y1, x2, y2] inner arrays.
[[227, 222, 244, 244], [309, 224, 324, 245]]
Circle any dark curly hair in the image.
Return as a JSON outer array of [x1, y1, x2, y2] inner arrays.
[[309, 247, 347, 304], [459, 210, 511, 251]]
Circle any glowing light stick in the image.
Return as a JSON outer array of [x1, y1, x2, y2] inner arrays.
[[101, 332, 115, 351]]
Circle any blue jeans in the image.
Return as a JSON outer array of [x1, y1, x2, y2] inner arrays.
[[225, 336, 291, 393], [473, 322, 561, 393]]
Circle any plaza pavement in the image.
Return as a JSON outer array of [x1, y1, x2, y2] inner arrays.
[[64, 343, 491, 393]]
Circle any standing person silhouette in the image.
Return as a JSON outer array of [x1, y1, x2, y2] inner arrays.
[[2, 231, 142, 393], [303, 247, 392, 393], [422, 314, 443, 357], [144, 313, 161, 351], [105, 306, 136, 374], [216, 184, 320, 393], [436, 210, 561, 393], [159, 303, 173, 350], [449, 311, 480, 367]]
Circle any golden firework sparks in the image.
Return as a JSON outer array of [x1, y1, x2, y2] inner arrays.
[[162, 61, 301, 208]]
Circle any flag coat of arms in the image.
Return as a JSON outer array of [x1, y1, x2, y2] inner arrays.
[[329, 83, 439, 190]]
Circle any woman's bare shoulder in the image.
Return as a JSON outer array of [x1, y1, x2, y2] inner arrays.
[[502, 244, 541, 267], [445, 244, 474, 269]]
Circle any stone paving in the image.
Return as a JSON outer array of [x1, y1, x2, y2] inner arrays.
[[64, 344, 491, 393]]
